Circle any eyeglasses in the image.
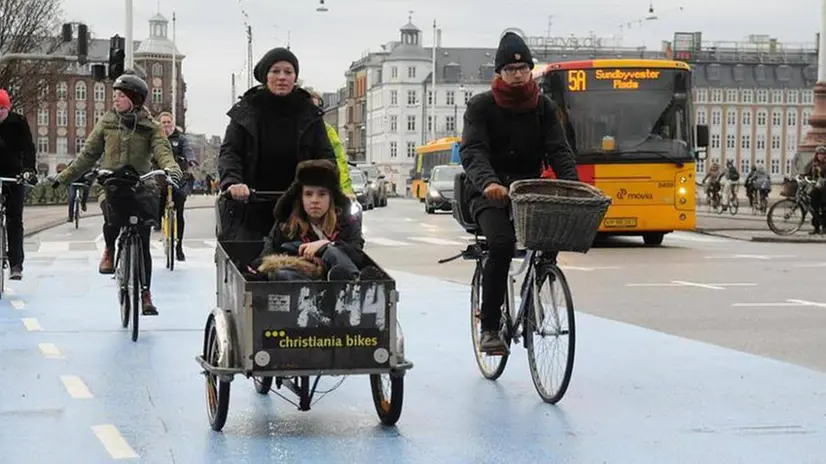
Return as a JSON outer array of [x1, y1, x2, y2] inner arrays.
[[501, 64, 530, 76]]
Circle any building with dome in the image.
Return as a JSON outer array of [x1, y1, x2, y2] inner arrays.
[[20, 13, 187, 175]]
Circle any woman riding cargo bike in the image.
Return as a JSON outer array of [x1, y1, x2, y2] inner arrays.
[[53, 72, 183, 315]]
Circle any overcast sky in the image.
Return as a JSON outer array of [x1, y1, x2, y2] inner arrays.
[[60, 0, 818, 137]]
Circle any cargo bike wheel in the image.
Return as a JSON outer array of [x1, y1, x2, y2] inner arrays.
[[204, 317, 231, 431], [370, 373, 403, 426]]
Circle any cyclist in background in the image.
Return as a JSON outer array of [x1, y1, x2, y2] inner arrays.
[[804, 146, 826, 234], [459, 32, 579, 353], [306, 88, 355, 199], [721, 160, 740, 211], [54, 73, 182, 315], [155, 111, 196, 261]]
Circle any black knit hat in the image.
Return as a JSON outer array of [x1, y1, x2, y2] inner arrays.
[[253, 47, 299, 84], [494, 32, 534, 73]]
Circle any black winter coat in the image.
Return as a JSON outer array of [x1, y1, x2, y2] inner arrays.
[[0, 112, 36, 177], [218, 86, 336, 191], [460, 92, 579, 217]]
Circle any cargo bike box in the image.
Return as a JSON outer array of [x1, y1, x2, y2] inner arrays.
[[196, 240, 413, 432]]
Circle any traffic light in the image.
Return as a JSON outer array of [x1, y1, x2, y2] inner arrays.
[[91, 64, 106, 82], [108, 35, 126, 80], [77, 24, 88, 65]]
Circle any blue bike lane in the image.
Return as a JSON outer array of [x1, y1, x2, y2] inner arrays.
[[0, 243, 824, 463]]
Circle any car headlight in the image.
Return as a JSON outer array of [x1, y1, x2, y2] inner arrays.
[[429, 188, 440, 197], [350, 201, 362, 216]]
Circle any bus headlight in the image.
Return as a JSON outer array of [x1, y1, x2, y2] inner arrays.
[[680, 176, 687, 183], [678, 187, 686, 195]]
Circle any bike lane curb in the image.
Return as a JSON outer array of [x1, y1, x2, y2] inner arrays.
[[23, 204, 214, 238], [694, 228, 826, 244]]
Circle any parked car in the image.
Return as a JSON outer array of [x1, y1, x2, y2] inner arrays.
[[357, 164, 389, 207], [349, 167, 375, 209], [425, 164, 464, 214]]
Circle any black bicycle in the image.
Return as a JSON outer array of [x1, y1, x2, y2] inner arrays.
[[90, 167, 178, 342], [440, 177, 610, 403], [0, 174, 36, 297], [69, 180, 90, 229]]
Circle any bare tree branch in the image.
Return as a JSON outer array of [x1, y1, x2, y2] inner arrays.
[[0, 0, 69, 112]]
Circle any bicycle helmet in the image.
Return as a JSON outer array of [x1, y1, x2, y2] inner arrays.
[[112, 74, 148, 106]]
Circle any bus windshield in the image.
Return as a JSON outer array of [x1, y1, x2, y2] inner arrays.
[[541, 67, 693, 159]]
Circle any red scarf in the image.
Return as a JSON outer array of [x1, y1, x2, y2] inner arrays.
[[491, 77, 540, 113]]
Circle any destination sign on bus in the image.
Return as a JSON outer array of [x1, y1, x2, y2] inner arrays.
[[564, 68, 676, 92]]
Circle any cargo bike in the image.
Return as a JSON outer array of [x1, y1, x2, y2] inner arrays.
[[197, 193, 413, 432]]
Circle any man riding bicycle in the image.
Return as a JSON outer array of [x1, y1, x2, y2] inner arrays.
[[459, 32, 579, 354]]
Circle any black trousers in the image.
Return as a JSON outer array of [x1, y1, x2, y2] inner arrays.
[[158, 188, 187, 241], [3, 183, 25, 269], [101, 200, 153, 291], [476, 207, 516, 331], [811, 186, 826, 229]]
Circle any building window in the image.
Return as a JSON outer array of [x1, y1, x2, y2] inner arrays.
[[787, 135, 797, 152], [75, 109, 86, 127], [391, 66, 398, 79], [756, 134, 766, 150], [74, 81, 86, 101], [696, 109, 707, 125], [742, 110, 751, 125], [390, 90, 398, 106], [772, 110, 782, 126], [464, 91, 473, 104], [771, 134, 781, 150], [152, 88, 162, 103], [39, 81, 49, 98], [788, 90, 799, 104], [695, 158, 705, 174], [427, 115, 432, 132], [787, 112, 797, 126], [389, 115, 397, 132], [94, 109, 106, 124], [37, 137, 49, 153], [56, 137, 68, 154], [770, 158, 780, 175], [406, 115, 416, 131], [802, 110, 811, 126], [407, 66, 416, 78], [695, 89, 708, 102], [406, 141, 416, 157], [446, 91, 455, 106], [741, 135, 750, 149], [710, 109, 722, 126], [427, 90, 433, 105], [711, 133, 721, 148], [726, 134, 736, 149], [56, 108, 67, 126], [740, 158, 750, 173], [407, 90, 416, 105], [711, 89, 723, 103], [446, 115, 455, 132], [785, 159, 792, 174], [726, 109, 736, 125], [725, 89, 738, 103], [389, 141, 397, 158], [756, 110, 767, 126], [94, 82, 105, 102], [152, 63, 163, 76], [56, 81, 67, 100], [772, 90, 783, 104], [37, 108, 49, 126], [742, 89, 753, 104], [74, 136, 85, 153], [757, 89, 768, 104]]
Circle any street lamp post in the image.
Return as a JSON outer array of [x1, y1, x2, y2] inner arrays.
[[798, 0, 826, 171]]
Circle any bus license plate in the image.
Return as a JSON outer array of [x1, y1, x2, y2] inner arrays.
[[604, 217, 637, 228]]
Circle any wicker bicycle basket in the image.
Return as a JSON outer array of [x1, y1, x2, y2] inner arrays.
[[780, 178, 797, 197], [509, 179, 612, 253]]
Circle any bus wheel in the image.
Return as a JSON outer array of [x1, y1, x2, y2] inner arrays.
[[642, 233, 664, 246]]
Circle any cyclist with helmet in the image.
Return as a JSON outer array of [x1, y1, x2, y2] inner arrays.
[[804, 146, 826, 234], [721, 159, 740, 211], [54, 72, 183, 315]]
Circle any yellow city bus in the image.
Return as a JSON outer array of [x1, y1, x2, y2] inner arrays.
[[538, 59, 709, 245], [411, 136, 461, 201]]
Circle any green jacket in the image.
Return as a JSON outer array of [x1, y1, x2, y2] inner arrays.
[[57, 108, 182, 186], [324, 121, 353, 195]]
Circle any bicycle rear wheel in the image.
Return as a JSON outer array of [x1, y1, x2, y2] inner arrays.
[[74, 194, 80, 229], [118, 243, 130, 328], [129, 235, 141, 342], [525, 264, 575, 404], [470, 262, 508, 380]]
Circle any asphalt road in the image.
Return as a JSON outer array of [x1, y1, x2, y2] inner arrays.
[[1, 199, 824, 462]]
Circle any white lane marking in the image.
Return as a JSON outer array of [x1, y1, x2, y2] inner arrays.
[[203, 239, 217, 247], [627, 281, 756, 290], [10, 299, 24, 310], [94, 233, 104, 242], [733, 299, 826, 308], [705, 254, 797, 260], [795, 262, 826, 268], [91, 424, 139, 459], [22, 318, 42, 331], [39, 343, 64, 359], [408, 237, 464, 246], [671, 280, 725, 290], [37, 241, 71, 252], [419, 223, 438, 228], [368, 238, 411, 246], [5, 287, 15, 296], [787, 299, 826, 308], [668, 232, 727, 243], [560, 265, 623, 271], [60, 375, 93, 399]]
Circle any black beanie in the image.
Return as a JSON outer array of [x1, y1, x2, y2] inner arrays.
[[253, 47, 299, 84], [494, 32, 534, 73]]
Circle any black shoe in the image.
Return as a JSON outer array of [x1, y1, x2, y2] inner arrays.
[[328, 264, 358, 281], [9, 265, 22, 280], [479, 330, 507, 354], [176, 245, 185, 261], [80, 202, 87, 212]]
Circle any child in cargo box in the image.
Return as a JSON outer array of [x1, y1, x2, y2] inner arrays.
[[247, 159, 382, 281]]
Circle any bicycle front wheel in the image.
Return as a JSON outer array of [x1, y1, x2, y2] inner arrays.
[[767, 199, 805, 236], [129, 235, 141, 342], [0, 217, 6, 298], [165, 208, 176, 271], [470, 262, 508, 380], [525, 264, 575, 404]]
